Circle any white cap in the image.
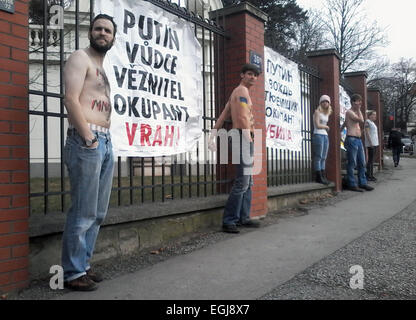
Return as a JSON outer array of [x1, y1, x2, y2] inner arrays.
[[319, 95, 331, 104]]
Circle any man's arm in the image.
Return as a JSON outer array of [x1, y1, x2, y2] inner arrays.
[[208, 101, 231, 151], [347, 109, 364, 123], [64, 50, 96, 144], [213, 100, 231, 131]]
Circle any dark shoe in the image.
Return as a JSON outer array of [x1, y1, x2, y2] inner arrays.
[[345, 186, 364, 192], [320, 170, 330, 185], [222, 224, 240, 233], [315, 171, 324, 184], [359, 185, 374, 191], [86, 269, 104, 283], [367, 176, 376, 182], [238, 219, 260, 228], [64, 275, 98, 291]]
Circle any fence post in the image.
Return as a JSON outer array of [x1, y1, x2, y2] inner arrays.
[[307, 49, 342, 192], [367, 88, 383, 170], [212, 3, 268, 219], [0, 1, 30, 295]]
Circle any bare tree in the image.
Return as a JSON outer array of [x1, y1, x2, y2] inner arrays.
[[321, 0, 388, 74], [391, 59, 416, 130], [370, 59, 416, 131], [290, 9, 325, 63]]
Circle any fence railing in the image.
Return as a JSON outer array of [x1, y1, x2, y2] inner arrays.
[[28, 0, 324, 216]]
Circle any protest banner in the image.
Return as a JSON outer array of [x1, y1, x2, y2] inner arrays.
[[264, 47, 302, 152], [95, 0, 203, 157]]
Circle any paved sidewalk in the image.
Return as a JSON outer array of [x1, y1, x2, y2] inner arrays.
[[51, 158, 416, 300]]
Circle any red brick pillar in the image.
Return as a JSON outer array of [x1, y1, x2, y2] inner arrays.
[[307, 49, 342, 192], [0, 1, 30, 294], [212, 3, 268, 218], [368, 88, 383, 170], [344, 71, 368, 155]]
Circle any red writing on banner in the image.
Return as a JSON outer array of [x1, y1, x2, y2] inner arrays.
[[267, 124, 292, 141], [125, 122, 180, 147]]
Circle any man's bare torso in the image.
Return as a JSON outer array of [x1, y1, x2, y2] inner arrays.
[[77, 49, 111, 128], [345, 109, 361, 137]]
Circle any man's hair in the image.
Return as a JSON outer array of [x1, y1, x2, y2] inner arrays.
[[367, 110, 376, 117], [241, 63, 260, 76], [90, 14, 117, 36], [351, 93, 362, 103]]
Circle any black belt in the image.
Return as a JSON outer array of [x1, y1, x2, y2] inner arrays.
[[346, 135, 361, 139], [67, 128, 77, 136]]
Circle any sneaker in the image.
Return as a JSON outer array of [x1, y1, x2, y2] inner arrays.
[[359, 185, 374, 191], [238, 220, 260, 228], [222, 224, 240, 233], [367, 176, 377, 182], [64, 275, 98, 291], [345, 186, 364, 192], [86, 269, 104, 283]]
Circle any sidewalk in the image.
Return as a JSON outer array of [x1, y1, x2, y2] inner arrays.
[[48, 157, 416, 300]]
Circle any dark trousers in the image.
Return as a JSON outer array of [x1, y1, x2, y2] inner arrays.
[[366, 146, 376, 177], [392, 146, 402, 165]]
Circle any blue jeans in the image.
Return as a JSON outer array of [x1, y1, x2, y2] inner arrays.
[[62, 130, 114, 281], [312, 134, 329, 171], [223, 134, 254, 226], [345, 136, 367, 187]]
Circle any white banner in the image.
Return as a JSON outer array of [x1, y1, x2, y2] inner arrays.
[[339, 85, 351, 150], [95, 0, 203, 157], [264, 47, 302, 152]]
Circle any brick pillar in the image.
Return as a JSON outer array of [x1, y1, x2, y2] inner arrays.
[[307, 49, 342, 192], [211, 3, 268, 218], [0, 1, 30, 294], [344, 71, 368, 154], [368, 88, 383, 170]]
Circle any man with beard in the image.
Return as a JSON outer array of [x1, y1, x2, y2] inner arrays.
[[62, 14, 116, 291]]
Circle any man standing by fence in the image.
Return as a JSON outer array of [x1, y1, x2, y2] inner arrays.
[[341, 94, 374, 192], [210, 64, 261, 233], [62, 14, 116, 291]]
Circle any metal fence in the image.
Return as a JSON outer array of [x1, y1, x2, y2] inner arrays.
[[28, 0, 229, 215], [267, 61, 321, 187], [28, 0, 324, 217]]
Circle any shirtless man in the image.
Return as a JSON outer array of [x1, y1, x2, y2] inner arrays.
[[210, 64, 260, 233], [62, 14, 117, 291], [341, 93, 374, 192]]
